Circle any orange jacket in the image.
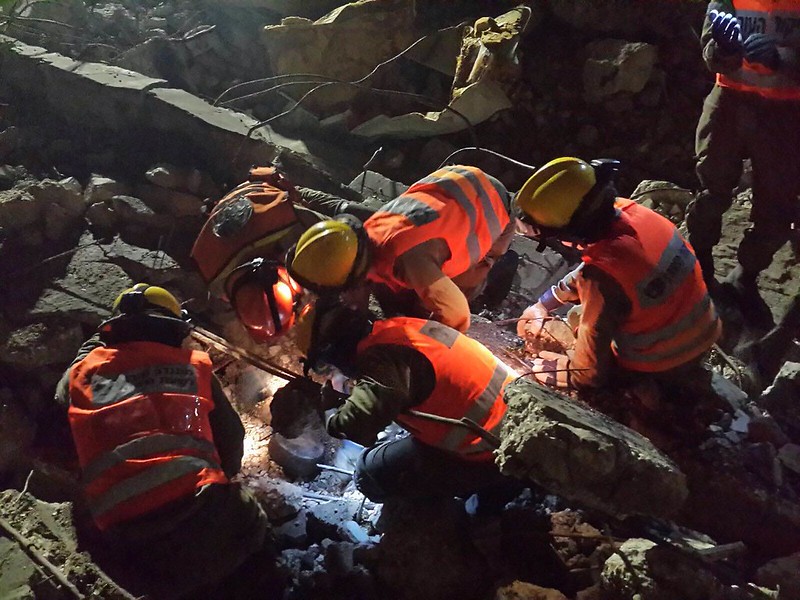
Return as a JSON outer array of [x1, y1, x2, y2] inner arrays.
[[357, 317, 515, 461], [68, 342, 228, 531], [717, 0, 800, 100], [582, 200, 721, 372], [364, 166, 511, 292]]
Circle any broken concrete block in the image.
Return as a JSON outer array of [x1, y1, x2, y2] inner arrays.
[[84, 175, 132, 204], [759, 362, 800, 443], [494, 581, 569, 600], [583, 39, 657, 103], [756, 552, 800, 599], [134, 183, 205, 218], [273, 510, 308, 547], [340, 520, 371, 544], [496, 378, 688, 518], [306, 499, 360, 542], [0, 188, 39, 230], [323, 541, 355, 576], [249, 477, 304, 522], [24, 177, 85, 217], [778, 443, 800, 475], [601, 539, 721, 600], [0, 321, 85, 370], [111, 195, 173, 229]]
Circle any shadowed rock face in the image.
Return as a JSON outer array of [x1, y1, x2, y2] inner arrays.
[[497, 378, 689, 519]]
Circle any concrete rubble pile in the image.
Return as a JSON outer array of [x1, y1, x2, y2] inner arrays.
[[2, 1, 800, 599]]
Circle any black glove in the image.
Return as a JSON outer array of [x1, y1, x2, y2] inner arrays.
[[320, 380, 348, 411], [744, 33, 780, 70], [709, 10, 743, 54]]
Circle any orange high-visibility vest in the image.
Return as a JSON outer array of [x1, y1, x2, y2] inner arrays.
[[717, 0, 800, 100], [364, 166, 511, 291], [68, 342, 228, 531], [582, 200, 722, 373], [191, 167, 300, 297], [357, 317, 515, 461]]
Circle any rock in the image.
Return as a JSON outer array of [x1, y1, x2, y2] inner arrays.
[[273, 510, 308, 547], [268, 430, 325, 479], [0, 127, 19, 163], [747, 415, 791, 447], [497, 378, 688, 518], [756, 552, 800, 599], [583, 39, 658, 103], [86, 201, 117, 233], [494, 581, 568, 600], [601, 539, 721, 600], [778, 444, 800, 475], [0, 321, 84, 370], [323, 541, 355, 576], [249, 477, 304, 521], [84, 175, 132, 204], [135, 182, 206, 219], [0, 188, 39, 230], [376, 498, 492, 600], [145, 163, 218, 197], [759, 362, 800, 442], [111, 194, 173, 229], [306, 499, 361, 542], [0, 394, 36, 474]]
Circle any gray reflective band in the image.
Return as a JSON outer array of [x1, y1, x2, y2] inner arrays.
[[82, 434, 219, 484], [375, 196, 440, 227], [450, 166, 505, 241], [439, 362, 509, 453], [90, 364, 198, 406], [635, 231, 696, 309], [419, 170, 482, 265], [614, 318, 719, 364], [419, 321, 459, 348], [614, 294, 715, 351], [89, 456, 219, 518]]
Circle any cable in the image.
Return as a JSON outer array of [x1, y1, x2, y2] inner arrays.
[[437, 146, 537, 171]]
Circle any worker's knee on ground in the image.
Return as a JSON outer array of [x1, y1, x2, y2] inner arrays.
[[354, 447, 392, 503], [737, 226, 790, 273]]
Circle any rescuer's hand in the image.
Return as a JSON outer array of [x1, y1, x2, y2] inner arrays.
[[743, 33, 780, 69], [517, 302, 550, 339], [531, 350, 572, 389], [709, 10, 743, 54], [320, 380, 349, 411]]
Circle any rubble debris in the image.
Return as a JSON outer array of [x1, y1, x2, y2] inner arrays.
[[758, 362, 800, 443], [306, 498, 361, 542], [497, 378, 689, 518], [756, 552, 800, 600], [583, 39, 658, 103], [0, 321, 84, 371], [494, 581, 569, 600]]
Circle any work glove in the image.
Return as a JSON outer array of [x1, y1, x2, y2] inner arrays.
[[517, 301, 550, 339], [320, 380, 349, 412], [709, 10, 743, 54], [743, 33, 780, 70], [530, 350, 572, 389]]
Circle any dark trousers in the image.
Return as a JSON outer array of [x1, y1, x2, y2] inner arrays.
[[354, 436, 519, 504], [686, 85, 800, 277]]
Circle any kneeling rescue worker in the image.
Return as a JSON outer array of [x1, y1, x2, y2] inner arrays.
[[293, 298, 520, 503], [287, 165, 516, 333], [56, 284, 282, 599], [515, 157, 722, 390]]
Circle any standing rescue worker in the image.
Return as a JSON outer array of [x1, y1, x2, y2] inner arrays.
[[685, 0, 800, 329], [515, 158, 722, 390], [292, 300, 519, 502], [56, 284, 282, 599], [286, 165, 515, 333]]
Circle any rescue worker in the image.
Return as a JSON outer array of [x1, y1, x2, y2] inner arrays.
[[286, 165, 516, 333], [292, 298, 519, 503], [55, 284, 282, 599], [515, 157, 722, 391], [685, 1, 800, 329], [191, 165, 377, 344]]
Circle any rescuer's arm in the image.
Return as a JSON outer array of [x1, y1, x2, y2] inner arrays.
[[208, 375, 246, 478], [54, 333, 105, 408], [325, 345, 435, 446], [569, 266, 631, 389], [396, 240, 472, 332], [702, 1, 745, 74]]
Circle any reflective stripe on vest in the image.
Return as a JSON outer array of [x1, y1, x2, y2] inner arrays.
[[357, 317, 515, 461], [364, 166, 511, 291], [716, 0, 800, 100], [68, 342, 228, 530], [583, 200, 721, 372]]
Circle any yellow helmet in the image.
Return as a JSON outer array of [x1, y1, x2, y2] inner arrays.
[[112, 283, 183, 318], [289, 219, 361, 289], [515, 157, 596, 229]]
